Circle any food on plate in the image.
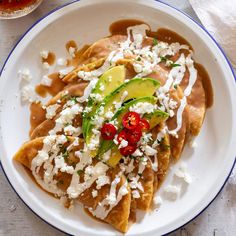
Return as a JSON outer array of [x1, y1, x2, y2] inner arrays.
[[14, 19, 213, 233]]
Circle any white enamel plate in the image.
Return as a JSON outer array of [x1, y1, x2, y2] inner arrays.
[[0, 0, 235, 235]]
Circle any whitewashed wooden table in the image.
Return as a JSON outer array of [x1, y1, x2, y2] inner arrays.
[[0, 0, 235, 235]]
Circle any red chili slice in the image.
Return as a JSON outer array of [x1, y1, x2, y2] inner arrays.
[[122, 111, 140, 130], [117, 130, 128, 144], [126, 126, 142, 144], [101, 123, 117, 140], [120, 145, 137, 156], [139, 118, 150, 132]]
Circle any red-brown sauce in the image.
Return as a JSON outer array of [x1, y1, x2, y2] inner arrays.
[[35, 72, 67, 97], [109, 19, 149, 36], [195, 63, 214, 108], [29, 102, 46, 135], [42, 52, 56, 66], [0, 0, 36, 11], [66, 40, 78, 53]]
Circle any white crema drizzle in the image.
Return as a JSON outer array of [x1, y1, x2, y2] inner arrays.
[[167, 54, 198, 136], [31, 135, 69, 197], [89, 175, 128, 220]]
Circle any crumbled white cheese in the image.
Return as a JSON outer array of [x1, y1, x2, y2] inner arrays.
[[189, 139, 198, 148], [56, 104, 83, 124], [129, 176, 144, 192], [92, 128, 101, 136], [18, 68, 32, 82], [169, 99, 178, 109], [119, 184, 129, 195], [118, 139, 128, 149], [132, 190, 140, 199], [104, 111, 114, 119], [129, 102, 157, 115], [96, 175, 110, 189], [163, 185, 180, 200], [36, 150, 49, 163], [77, 70, 94, 81], [114, 91, 128, 111], [59, 66, 74, 78], [92, 189, 98, 198], [57, 135, 68, 144], [143, 145, 157, 156], [113, 135, 119, 145], [69, 47, 76, 58], [57, 58, 67, 66], [133, 63, 143, 73], [40, 50, 49, 59], [21, 85, 38, 103], [153, 195, 163, 208], [49, 104, 83, 135], [90, 93, 103, 102], [174, 163, 192, 184], [91, 115, 104, 127], [77, 78, 98, 103], [64, 125, 82, 136], [87, 135, 100, 151], [55, 156, 74, 174], [41, 75, 52, 87], [169, 110, 175, 117], [42, 62, 50, 70], [46, 104, 60, 119], [152, 126, 167, 148], [140, 133, 153, 145], [83, 106, 92, 113], [125, 159, 135, 174], [99, 84, 105, 91], [102, 149, 111, 161], [132, 148, 143, 157]]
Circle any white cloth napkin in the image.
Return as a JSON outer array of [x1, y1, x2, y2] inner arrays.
[[189, 0, 236, 69]]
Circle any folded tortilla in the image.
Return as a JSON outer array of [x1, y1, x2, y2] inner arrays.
[[14, 136, 132, 233]]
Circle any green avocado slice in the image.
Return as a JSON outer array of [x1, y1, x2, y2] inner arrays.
[[143, 110, 169, 129], [86, 78, 160, 156], [82, 65, 126, 138]]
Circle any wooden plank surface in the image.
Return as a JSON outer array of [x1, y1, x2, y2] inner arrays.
[[0, 0, 235, 235]]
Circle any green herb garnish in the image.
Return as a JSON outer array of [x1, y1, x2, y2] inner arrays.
[[61, 94, 70, 101], [77, 170, 83, 175], [139, 157, 144, 162], [160, 56, 167, 62], [153, 38, 158, 46], [170, 63, 181, 68], [62, 150, 69, 159], [161, 143, 170, 150], [70, 96, 78, 103]]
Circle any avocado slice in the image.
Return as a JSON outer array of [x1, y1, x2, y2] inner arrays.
[[98, 96, 158, 156], [143, 110, 169, 129], [82, 65, 126, 138], [106, 146, 123, 168], [86, 78, 160, 156]]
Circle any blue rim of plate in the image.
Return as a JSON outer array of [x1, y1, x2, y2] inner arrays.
[[0, 0, 235, 235]]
